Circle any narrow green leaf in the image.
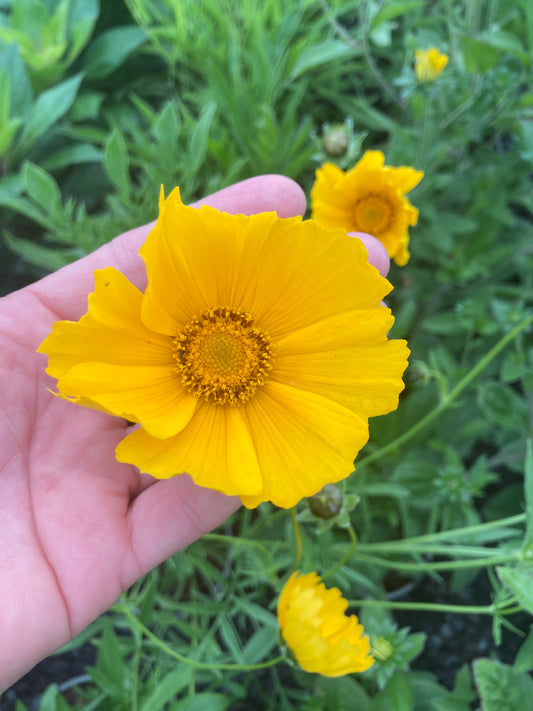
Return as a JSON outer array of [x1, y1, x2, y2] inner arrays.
[[524, 438, 533, 550], [83, 26, 146, 79], [23, 161, 61, 214], [188, 100, 217, 175], [174, 693, 230, 711], [514, 625, 533, 673], [289, 40, 359, 80], [104, 129, 130, 199], [140, 667, 193, 711], [241, 625, 279, 664], [370, 1, 423, 30], [18, 73, 82, 155]]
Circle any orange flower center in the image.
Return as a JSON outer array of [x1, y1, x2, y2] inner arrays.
[[173, 307, 273, 406], [353, 194, 394, 235]]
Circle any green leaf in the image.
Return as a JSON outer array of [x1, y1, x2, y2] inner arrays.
[[18, 73, 82, 155], [188, 100, 217, 175], [83, 26, 146, 79], [241, 625, 279, 664], [140, 667, 193, 711], [462, 36, 499, 73], [316, 676, 372, 711], [473, 658, 533, 711], [514, 625, 533, 673], [497, 564, 533, 615], [290, 40, 359, 80], [174, 693, 230, 711], [477, 381, 528, 432], [385, 671, 413, 711], [0, 43, 33, 116], [104, 129, 130, 199], [23, 161, 61, 214], [65, 0, 99, 63], [524, 438, 533, 551], [370, 1, 423, 31], [94, 620, 127, 693]]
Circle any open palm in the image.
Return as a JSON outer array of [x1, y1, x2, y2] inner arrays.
[[0, 175, 390, 691], [0, 176, 309, 690]]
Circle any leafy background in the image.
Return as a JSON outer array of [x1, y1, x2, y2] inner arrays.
[[1, 0, 532, 709]]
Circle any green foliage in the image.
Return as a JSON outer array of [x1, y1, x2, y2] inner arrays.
[[2, 0, 533, 708]]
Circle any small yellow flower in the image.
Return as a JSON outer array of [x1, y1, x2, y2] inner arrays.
[[311, 151, 423, 266], [277, 572, 373, 677], [39, 187, 409, 508], [414, 47, 448, 82]]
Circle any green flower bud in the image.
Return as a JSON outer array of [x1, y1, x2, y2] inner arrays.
[[309, 484, 343, 519]]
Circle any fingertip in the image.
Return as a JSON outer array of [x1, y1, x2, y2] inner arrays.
[[193, 174, 307, 218], [349, 231, 390, 277]]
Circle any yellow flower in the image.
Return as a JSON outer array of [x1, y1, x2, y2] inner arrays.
[[414, 47, 448, 82], [277, 572, 373, 677], [311, 151, 423, 266], [38, 187, 409, 509]]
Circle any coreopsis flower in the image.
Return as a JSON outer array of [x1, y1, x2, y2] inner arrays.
[[38, 187, 409, 508], [311, 151, 423, 266], [277, 572, 373, 676], [414, 47, 448, 82]]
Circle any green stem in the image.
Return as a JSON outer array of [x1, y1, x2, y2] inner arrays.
[[352, 550, 520, 572], [358, 314, 533, 470], [322, 525, 358, 581], [290, 508, 303, 568], [356, 543, 513, 558], [348, 598, 518, 616], [358, 514, 525, 546], [117, 603, 284, 672]]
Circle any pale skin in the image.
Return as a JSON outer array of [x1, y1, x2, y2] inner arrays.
[[0, 175, 390, 691]]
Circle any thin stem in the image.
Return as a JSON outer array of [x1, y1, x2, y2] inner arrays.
[[362, 514, 525, 546], [322, 525, 358, 581], [352, 550, 520, 572], [117, 603, 284, 672], [356, 543, 513, 558], [290, 508, 302, 568], [348, 599, 516, 616], [358, 314, 533, 470]]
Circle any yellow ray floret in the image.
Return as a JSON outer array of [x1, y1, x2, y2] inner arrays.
[[277, 572, 373, 676], [311, 151, 423, 266], [415, 47, 448, 82], [38, 187, 409, 508]]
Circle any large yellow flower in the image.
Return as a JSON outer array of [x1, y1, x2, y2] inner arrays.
[[277, 572, 373, 677], [38, 187, 408, 509], [311, 151, 423, 266], [415, 47, 448, 82]]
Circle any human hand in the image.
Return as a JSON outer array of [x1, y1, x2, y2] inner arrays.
[[0, 175, 390, 690]]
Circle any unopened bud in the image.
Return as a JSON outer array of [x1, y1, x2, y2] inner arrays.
[[309, 484, 343, 519], [322, 126, 349, 157]]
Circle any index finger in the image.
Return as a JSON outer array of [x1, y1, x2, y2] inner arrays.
[[28, 175, 307, 320]]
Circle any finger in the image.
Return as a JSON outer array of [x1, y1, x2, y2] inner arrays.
[[349, 231, 390, 277], [29, 175, 307, 320], [126, 474, 241, 579]]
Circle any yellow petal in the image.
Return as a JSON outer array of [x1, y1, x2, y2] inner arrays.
[[38, 268, 174, 380], [384, 165, 424, 193], [57, 364, 197, 438], [275, 309, 395, 355], [240, 381, 368, 508], [116, 403, 263, 496], [273, 339, 409, 417], [237, 219, 392, 340]]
